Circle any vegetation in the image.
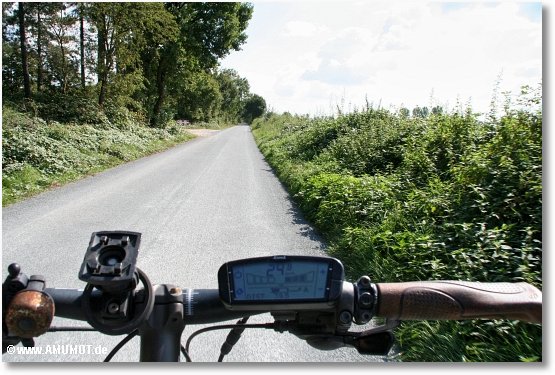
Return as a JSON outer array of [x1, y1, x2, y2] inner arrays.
[[243, 93, 267, 124], [2, 2, 267, 205], [2, 1, 542, 362], [1, 104, 195, 206], [2, 2, 266, 126], [252, 85, 542, 362]]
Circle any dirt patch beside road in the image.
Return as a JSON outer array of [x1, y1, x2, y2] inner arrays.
[[184, 129, 220, 137]]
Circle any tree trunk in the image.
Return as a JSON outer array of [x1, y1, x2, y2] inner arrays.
[[151, 56, 167, 127], [18, 2, 31, 99], [97, 16, 107, 106], [80, 12, 86, 89], [150, 72, 166, 126], [36, 8, 42, 92], [99, 79, 107, 106]]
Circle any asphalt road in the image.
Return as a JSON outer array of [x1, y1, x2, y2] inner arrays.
[[2, 125, 383, 362]]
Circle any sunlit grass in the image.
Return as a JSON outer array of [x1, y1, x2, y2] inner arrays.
[[251, 89, 542, 362]]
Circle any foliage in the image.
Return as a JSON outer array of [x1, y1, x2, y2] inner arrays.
[[251, 86, 542, 362], [243, 93, 267, 124], [216, 69, 251, 123], [143, 2, 253, 126], [2, 2, 262, 127], [176, 70, 223, 123], [2, 105, 194, 206], [2, 2, 264, 206]]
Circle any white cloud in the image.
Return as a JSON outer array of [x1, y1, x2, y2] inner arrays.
[[220, 1, 542, 116], [284, 21, 326, 37]]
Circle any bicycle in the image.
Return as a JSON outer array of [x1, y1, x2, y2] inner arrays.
[[2, 231, 542, 362]]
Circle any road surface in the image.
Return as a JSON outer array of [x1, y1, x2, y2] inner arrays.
[[2, 125, 383, 362]]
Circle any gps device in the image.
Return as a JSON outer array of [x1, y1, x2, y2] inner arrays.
[[218, 255, 344, 311]]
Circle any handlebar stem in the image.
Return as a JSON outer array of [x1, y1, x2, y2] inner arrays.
[[137, 284, 185, 362]]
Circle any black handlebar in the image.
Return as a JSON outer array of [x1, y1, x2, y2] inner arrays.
[[2, 229, 542, 362], [45, 287, 261, 325], [3, 264, 542, 362]]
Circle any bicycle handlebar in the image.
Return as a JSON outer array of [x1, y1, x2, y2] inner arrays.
[[3, 263, 542, 361], [45, 280, 543, 325], [376, 281, 542, 324], [45, 287, 260, 325]]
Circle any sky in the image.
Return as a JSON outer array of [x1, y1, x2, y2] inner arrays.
[[220, 0, 543, 116]]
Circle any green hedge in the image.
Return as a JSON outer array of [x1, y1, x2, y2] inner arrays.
[[251, 88, 542, 362]]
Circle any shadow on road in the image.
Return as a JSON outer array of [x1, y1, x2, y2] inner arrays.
[[260, 165, 327, 250]]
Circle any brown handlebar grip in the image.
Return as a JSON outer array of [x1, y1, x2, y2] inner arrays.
[[376, 281, 542, 324]]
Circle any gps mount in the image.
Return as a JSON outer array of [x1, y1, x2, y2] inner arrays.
[[78, 231, 154, 335]]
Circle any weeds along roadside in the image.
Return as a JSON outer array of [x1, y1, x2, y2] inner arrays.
[[1, 104, 199, 206], [251, 89, 542, 362]]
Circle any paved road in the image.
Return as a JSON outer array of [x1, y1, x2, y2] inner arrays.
[[2, 125, 383, 362]]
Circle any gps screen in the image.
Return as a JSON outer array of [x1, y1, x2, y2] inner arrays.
[[230, 260, 330, 302]]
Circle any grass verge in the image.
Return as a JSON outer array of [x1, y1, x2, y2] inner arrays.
[[2, 105, 195, 206]]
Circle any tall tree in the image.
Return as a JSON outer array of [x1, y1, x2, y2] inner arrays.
[[2, 2, 258, 127], [216, 69, 250, 123], [3, 3, 20, 94], [89, 3, 116, 105], [35, 4, 43, 91], [78, 4, 86, 88], [146, 2, 253, 126], [46, 3, 78, 94], [18, 2, 31, 99], [89, 2, 177, 107], [177, 70, 222, 122], [26, 2, 63, 93], [243, 94, 266, 124]]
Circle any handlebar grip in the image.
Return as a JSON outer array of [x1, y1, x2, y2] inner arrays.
[[376, 281, 542, 324]]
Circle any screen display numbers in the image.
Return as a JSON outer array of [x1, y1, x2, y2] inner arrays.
[[231, 260, 330, 301], [218, 255, 344, 310]]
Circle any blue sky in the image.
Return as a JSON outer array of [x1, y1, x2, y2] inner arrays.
[[220, 1, 543, 116]]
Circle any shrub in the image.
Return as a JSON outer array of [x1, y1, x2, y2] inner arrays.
[[251, 85, 542, 362], [2, 105, 194, 205]]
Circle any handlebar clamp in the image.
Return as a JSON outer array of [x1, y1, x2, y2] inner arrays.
[[78, 231, 154, 335], [353, 276, 378, 324]]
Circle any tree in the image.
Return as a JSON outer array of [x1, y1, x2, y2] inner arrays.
[[243, 94, 266, 124], [31, 2, 45, 92], [3, 3, 20, 95], [78, 3, 86, 88], [88, 3, 124, 105], [23, 2, 59, 93], [137, 3, 180, 125], [45, 3, 78, 94], [412, 106, 429, 118], [5, 2, 82, 96], [145, 2, 253, 126], [177, 70, 222, 122], [2, 2, 256, 128], [88, 3, 175, 106], [18, 2, 31, 99], [216, 69, 250, 123], [178, 3, 253, 69], [431, 106, 444, 115]]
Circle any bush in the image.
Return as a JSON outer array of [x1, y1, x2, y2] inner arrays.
[[2, 105, 195, 205], [251, 86, 542, 362], [32, 90, 106, 124]]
